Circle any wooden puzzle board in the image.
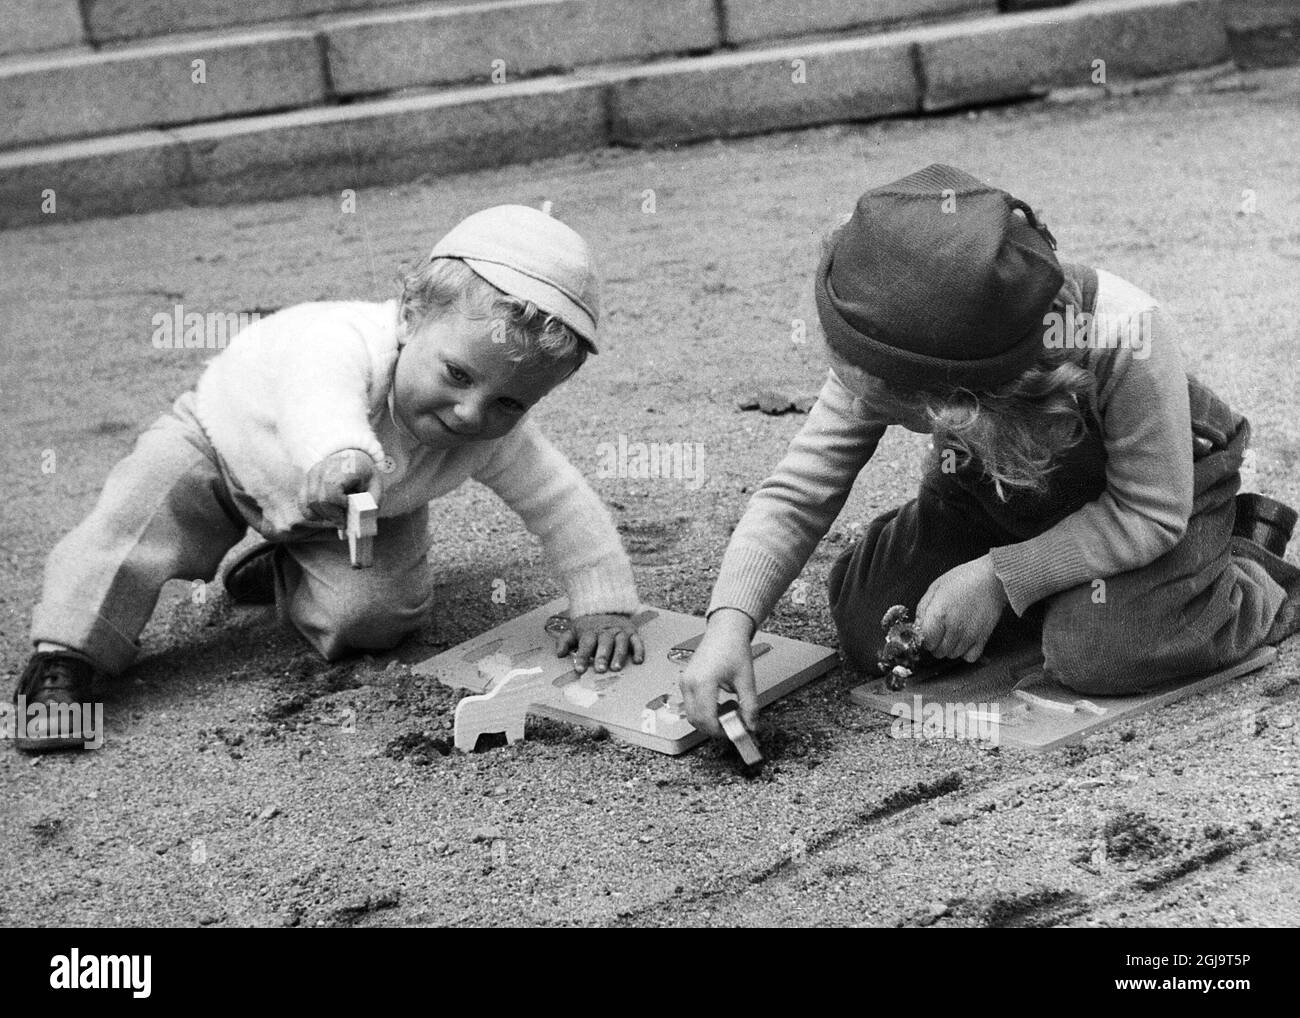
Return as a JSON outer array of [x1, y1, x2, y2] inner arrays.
[[412, 599, 838, 754], [849, 645, 1277, 752]]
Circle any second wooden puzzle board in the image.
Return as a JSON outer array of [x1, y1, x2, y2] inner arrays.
[[849, 644, 1278, 751], [411, 599, 838, 754]]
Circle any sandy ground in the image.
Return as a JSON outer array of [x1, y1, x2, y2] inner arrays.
[[3, 66, 1299, 928]]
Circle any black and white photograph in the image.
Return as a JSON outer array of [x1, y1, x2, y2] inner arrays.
[[2, 0, 1297, 960]]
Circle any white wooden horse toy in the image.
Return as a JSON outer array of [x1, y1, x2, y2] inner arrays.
[[453, 665, 548, 752]]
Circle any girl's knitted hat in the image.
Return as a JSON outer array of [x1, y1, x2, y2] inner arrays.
[[815, 164, 1063, 390]]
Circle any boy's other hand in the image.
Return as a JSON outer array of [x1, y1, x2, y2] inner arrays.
[[299, 448, 383, 527], [915, 553, 1008, 663], [680, 608, 758, 737], [555, 613, 646, 674]]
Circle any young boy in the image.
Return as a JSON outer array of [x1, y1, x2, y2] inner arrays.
[[15, 204, 645, 752], [682, 164, 1300, 736]]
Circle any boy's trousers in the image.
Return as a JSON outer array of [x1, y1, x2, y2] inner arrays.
[[827, 378, 1300, 695], [30, 393, 435, 675]]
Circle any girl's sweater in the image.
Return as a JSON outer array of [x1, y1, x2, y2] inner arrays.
[[194, 299, 639, 619], [707, 269, 1195, 626]]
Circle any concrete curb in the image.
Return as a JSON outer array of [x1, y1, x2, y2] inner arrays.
[[68, 0, 1060, 47], [171, 76, 608, 206], [0, 130, 188, 223], [324, 0, 719, 97], [0, 0, 1293, 230], [1224, 0, 1300, 68], [605, 35, 919, 145], [721, 0, 997, 46], [916, 0, 1230, 111], [0, 29, 328, 149], [79, 0, 411, 44], [0, 0, 84, 57]]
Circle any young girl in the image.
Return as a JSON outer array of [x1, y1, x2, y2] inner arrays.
[[682, 164, 1300, 736]]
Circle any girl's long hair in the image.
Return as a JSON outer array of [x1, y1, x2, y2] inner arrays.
[[909, 340, 1096, 501]]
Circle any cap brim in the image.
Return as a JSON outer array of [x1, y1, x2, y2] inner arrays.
[[460, 258, 599, 351]]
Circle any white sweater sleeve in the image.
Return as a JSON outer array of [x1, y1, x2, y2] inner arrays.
[[274, 324, 387, 472], [472, 419, 640, 618]]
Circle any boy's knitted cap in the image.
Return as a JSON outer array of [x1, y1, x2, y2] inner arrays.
[[815, 164, 1063, 390], [429, 204, 600, 350]]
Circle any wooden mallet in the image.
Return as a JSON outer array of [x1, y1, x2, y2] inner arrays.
[[337, 492, 378, 568]]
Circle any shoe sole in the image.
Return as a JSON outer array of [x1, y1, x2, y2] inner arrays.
[[223, 543, 277, 605], [14, 734, 91, 753], [11, 697, 98, 752]]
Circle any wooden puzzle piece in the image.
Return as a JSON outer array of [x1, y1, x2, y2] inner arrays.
[[719, 705, 764, 777], [1012, 688, 1079, 713], [564, 684, 600, 708], [640, 691, 688, 734], [545, 609, 661, 634], [666, 634, 703, 664], [453, 666, 549, 752], [463, 639, 504, 663], [1012, 670, 1110, 716], [553, 665, 621, 708], [667, 634, 772, 664], [465, 641, 546, 679], [476, 651, 517, 684], [336, 492, 378, 569], [965, 704, 1028, 728]]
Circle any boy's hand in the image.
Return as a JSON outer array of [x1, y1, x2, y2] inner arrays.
[[915, 553, 1007, 663], [680, 608, 758, 737], [555, 613, 646, 674], [299, 448, 382, 527]]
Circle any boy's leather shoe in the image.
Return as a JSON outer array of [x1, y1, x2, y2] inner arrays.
[[223, 543, 277, 605], [12, 650, 96, 753], [1234, 493, 1298, 558]]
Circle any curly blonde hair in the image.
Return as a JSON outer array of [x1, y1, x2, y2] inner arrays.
[[909, 343, 1096, 501], [398, 257, 594, 371]]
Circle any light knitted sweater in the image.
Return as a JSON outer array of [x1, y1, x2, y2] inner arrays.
[[194, 299, 640, 618], [707, 269, 1194, 625]]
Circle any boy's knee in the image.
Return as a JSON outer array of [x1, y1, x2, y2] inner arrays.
[[306, 577, 432, 655]]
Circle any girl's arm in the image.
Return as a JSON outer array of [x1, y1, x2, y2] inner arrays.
[[707, 368, 888, 628], [684, 370, 886, 735]]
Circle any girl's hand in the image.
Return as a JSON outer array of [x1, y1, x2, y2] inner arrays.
[[298, 448, 382, 527], [554, 613, 646, 674], [680, 608, 759, 737], [915, 554, 1008, 663]]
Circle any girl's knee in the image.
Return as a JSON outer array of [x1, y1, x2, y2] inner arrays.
[[1042, 591, 1145, 695], [1041, 593, 1201, 696]]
